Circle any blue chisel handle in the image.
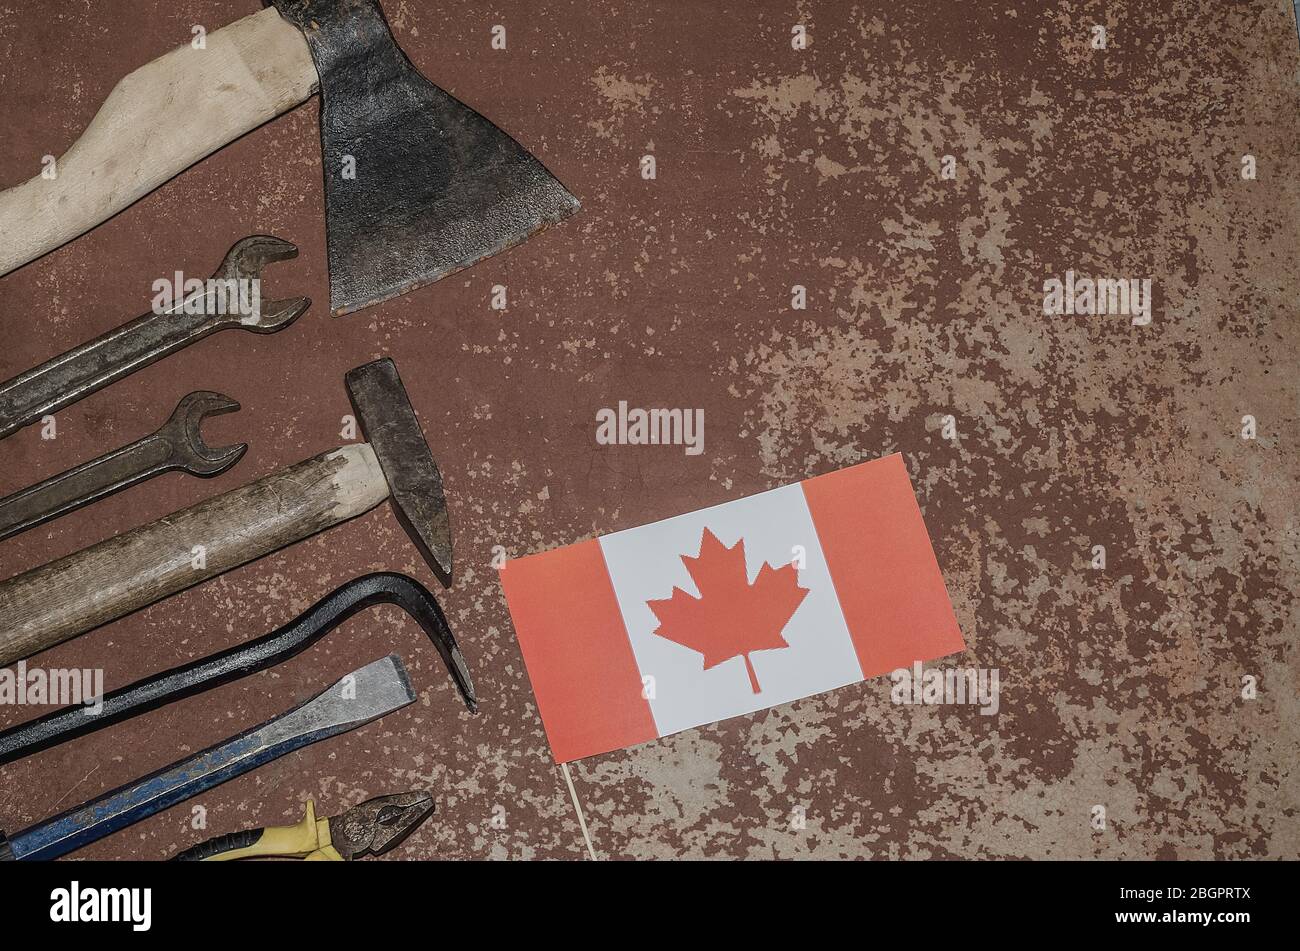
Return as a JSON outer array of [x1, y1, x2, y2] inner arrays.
[[8, 731, 286, 861]]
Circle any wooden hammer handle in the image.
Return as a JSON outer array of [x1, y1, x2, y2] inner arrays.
[[0, 8, 317, 277], [0, 444, 388, 668]]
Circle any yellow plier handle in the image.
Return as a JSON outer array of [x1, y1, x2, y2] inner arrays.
[[173, 800, 345, 861]]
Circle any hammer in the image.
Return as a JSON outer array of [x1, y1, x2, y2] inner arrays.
[[0, 359, 449, 667]]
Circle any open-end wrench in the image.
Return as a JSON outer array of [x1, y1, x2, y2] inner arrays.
[[0, 391, 246, 542], [0, 235, 308, 441]]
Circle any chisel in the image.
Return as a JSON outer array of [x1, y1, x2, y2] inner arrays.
[[0, 654, 414, 861]]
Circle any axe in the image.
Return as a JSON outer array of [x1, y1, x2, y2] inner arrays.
[[0, 358, 452, 667], [0, 0, 579, 315]]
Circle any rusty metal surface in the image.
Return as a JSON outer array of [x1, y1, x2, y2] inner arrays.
[[0, 0, 1296, 860]]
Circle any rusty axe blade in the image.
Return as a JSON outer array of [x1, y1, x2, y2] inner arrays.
[[268, 0, 580, 316]]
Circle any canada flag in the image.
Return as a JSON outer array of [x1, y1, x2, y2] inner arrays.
[[500, 453, 964, 762]]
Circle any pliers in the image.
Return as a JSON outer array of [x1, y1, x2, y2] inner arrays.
[[171, 792, 434, 861]]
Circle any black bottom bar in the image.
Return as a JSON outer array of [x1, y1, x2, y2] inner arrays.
[[0, 858, 1284, 938]]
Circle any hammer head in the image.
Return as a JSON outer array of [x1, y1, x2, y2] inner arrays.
[[268, 0, 580, 316], [345, 359, 453, 586]]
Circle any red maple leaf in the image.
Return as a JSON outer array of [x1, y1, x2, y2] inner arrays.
[[647, 528, 809, 694]]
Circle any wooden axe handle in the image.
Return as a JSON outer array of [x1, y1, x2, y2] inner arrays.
[[0, 8, 316, 277], [0, 444, 388, 668]]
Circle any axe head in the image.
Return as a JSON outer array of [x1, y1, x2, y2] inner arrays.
[[346, 358, 454, 586], [268, 0, 580, 316]]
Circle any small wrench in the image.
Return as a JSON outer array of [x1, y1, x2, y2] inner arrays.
[[0, 235, 308, 440], [0, 391, 245, 542]]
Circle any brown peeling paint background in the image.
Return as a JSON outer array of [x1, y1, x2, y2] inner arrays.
[[0, 1, 1297, 860]]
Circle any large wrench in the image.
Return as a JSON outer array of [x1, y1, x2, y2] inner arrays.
[[0, 235, 308, 440], [0, 391, 245, 542]]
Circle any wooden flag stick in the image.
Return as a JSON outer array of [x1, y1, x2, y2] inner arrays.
[[560, 762, 598, 861]]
